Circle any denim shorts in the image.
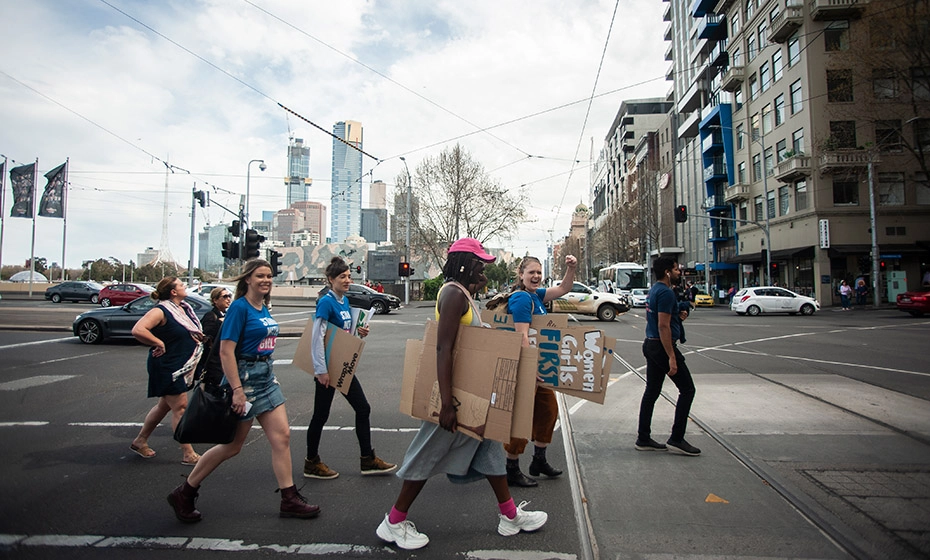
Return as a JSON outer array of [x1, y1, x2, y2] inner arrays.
[[236, 358, 285, 420]]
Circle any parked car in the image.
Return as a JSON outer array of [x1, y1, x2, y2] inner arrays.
[[193, 283, 236, 299], [730, 287, 819, 316], [896, 287, 930, 317], [45, 281, 104, 304], [630, 288, 648, 308], [98, 283, 154, 307], [318, 283, 401, 314], [73, 293, 212, 344], [548, 281, 630, 321], [694, 292, 715, 307]]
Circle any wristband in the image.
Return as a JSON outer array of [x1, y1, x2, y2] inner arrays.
[[231, 386, 243, 392]]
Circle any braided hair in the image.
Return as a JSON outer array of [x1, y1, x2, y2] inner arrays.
[[442, 251, 484, 288]]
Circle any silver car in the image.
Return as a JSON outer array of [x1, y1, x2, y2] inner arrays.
[[730, 287, 820, 316], [630, 288, 648, 308]]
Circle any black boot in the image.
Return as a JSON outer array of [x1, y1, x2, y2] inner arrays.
[[167, 480, 202, 523], [506, 458, 538, 487], [528, 446, 563, 478], [279, 485, 321, 519]]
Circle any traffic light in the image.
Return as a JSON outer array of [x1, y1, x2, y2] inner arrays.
[[880, 260, 886, 271], [674, 205, 688, 223], [228, 220, 241, 238], [193, 190, 208, 208], [771, 262, 778, 272], [221, 241, 240, 260], [399, 262, 411, 277], [269, 250, 282, 277], [356, 265, 362, 274], [243, 229, 264, 259]]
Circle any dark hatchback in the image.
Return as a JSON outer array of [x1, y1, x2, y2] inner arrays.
[[896, 287, 930, 317], [72, 293, 212, 344], [318, 284, 402, 314], [45, 281, 104, 304]]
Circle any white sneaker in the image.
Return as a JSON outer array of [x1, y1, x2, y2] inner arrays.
[[376, 513, 429, 550], [497, 501, 548, 536]]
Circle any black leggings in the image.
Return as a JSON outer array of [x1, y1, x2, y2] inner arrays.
[[306, 376, 372, 459]]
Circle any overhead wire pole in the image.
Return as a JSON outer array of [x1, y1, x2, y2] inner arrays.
[[400, 157, 412, 306]]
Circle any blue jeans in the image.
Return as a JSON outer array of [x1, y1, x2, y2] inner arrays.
[[638, 339, 696, 442], [840, 294, 850, 308]]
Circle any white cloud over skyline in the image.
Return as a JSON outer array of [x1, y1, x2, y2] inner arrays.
[[0, 0, 667, 271]]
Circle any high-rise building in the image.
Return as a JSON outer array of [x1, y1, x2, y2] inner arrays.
[[331, 120, 363, 242], [286, 137, 311, 207], [274, 208, 303, 247], [291, 201, 326, 241], [370, 180, 387, 209], [361, 208, 388, 243]]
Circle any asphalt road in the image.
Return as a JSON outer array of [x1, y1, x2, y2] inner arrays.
[[0, 298, 928, 559]]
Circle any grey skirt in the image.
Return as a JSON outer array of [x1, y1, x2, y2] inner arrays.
[[396, 421, 506, 483]]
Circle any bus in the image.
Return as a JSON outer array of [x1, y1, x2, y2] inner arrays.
[[597, 262, 649, 294]]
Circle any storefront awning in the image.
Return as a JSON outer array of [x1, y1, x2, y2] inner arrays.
[[770, 246, 814, 260], [829, 244, 929, 258], [727, 252, 761, 264]]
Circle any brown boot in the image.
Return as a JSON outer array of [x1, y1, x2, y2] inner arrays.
[[279, 485, 321, 519], [167, 481, 202, 523]]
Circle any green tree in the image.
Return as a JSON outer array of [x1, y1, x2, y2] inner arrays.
[[422, 275, 444, 301], [484, 260, 513, 289]]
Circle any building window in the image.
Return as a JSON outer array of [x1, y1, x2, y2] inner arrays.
[[769, 5, 780, 24], [732, 11, 742, 36], [749, 73, 759, 100], [825, 20, 849, 52], [774, 94, 785, 126], [795, 180, 808, 210], [737, 123, 745, 149], [912, 67, 930, 101], [829, 120, 857, 149], [767, 190, 776, 218], [916, 119, 930, 152], [788, 33, 801, 66], [792, 128, 805, 154], [731, 47, 742, 67], [916, 173, 930, 205], [746, 0, 755, 21], [776, 139, 788, 161], [754, 195, 763, 220], [779, 186, 790, 216], [748, 32, 757, 62], [872, 69, 898, 99], [753, 154, 762, 182], [760, 62, 771, 92], [758, 20, 768, 46], [764, 147, 774, 177], [738, 161, 747, 183], [885, 226, 906, 236], [790, 79, 803, 114], [878, 172, 905, 205], [772, 50, 783, 83], [762, 104, 773, 134], [833, 179, 859, 205], [876, 120, 903, 152], [870, 19, 895, 49], [751, 112, 761, 140], [827, 69, 854, 102], [739, 201, 748, 221], [734, 87, 744, 110]]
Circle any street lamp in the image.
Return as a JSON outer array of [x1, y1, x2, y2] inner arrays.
[[245, 159, 266, 231], [399, 156, 412, 305]]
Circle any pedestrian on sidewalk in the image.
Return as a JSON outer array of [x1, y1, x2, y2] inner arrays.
[[636, 257, 700, 456], [303, 256, 396, 480], [130, 276, 204, 466], [855, 279, 868, 307], [376, 238, 547, 550], [839, 280, 852, 310], [197, 287, 232, 386], [489, 254, 577, 488], [167, 259, 320, 523]]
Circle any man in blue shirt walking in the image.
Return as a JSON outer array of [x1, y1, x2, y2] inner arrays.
[[635, 256, 700, 456]]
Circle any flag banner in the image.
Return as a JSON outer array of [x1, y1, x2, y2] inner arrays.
[[39, 162, 67, 218], [10, 163, 36, 218]]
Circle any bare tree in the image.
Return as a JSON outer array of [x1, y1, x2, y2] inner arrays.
[[407, 144, 528, 266]]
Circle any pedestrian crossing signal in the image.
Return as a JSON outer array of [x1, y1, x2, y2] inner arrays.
[[399, 262, 411, 277], [674, 205, 688, 223]]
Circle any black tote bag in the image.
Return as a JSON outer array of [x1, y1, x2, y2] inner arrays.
[[174, 382, 238, 444]]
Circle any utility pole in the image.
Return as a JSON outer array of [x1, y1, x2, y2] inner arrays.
[[867, 153, 881, 307], [400, 157, 412, 305], [188, 184, 197, 287]]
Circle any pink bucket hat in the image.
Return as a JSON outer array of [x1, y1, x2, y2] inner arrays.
[[448, 237, 496, 263]]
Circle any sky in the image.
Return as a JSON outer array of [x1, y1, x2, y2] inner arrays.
[[0, 0, 668, 272]]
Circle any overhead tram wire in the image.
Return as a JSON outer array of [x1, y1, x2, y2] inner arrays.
[[550, 0, 620, 233]]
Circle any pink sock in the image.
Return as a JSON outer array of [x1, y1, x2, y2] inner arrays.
[[499, 498, 517, 519], [388, 506, 407, 524]]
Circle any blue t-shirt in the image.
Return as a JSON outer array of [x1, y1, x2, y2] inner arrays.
[[508, 288, 547, 323], [645, 283, 681, 341], [219, 298, 279, 356], [315, 290, 353, 331]]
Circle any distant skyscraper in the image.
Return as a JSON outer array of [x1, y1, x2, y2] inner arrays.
[[291, 201, 326, 241], [286, 137, 311, 207], [370, 180, 387, 209], [331, 120, 363, 242], [361, 208, 388, 243]]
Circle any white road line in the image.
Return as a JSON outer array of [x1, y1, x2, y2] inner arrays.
[[0, 375, 77, 391], [0, 422, 49, 427], [0, 337, 73, 350], [465, 550, 576, 560], [0, 422, 422, 433], [38, 351, 106, 365], [702, 346, 930, 377]]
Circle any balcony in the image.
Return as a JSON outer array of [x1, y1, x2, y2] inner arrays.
[[702, 132, 724, 154], [724, 182, 750, 203], [704, 194, 727, 210], [770, 4, 804, 43], [677, 80, 705, 114], [697, 14, 727, 40], [665, 42, 673, 61], [810, 0, 866, 20], [704, 162, 727, 182], [664, 2, 672, 21], [664, 23, 672, 41], [692, 0, 717, 17], [774, 155, 812, 182], [666, 63, 675, 82], [709, 39, 728, 66], [678, 110, 701, 139], [818, 150, 873, 174], [721, 65, 745, 92]]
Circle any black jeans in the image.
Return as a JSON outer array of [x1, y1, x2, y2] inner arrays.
[[306, 376, 372, 459], [638, 339, 696, 442]]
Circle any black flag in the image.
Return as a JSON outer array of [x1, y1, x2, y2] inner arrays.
[[10, 163, 36, 218], [39, 162, 67, 218]]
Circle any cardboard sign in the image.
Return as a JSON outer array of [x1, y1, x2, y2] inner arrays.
[[400, 321, 536, 443], [480, 310, 568, 330], [293, 318, 365, 396], [551, 336, 616, 404]]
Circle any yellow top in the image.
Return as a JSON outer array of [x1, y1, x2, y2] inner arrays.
[[435, 282, 480, 326]]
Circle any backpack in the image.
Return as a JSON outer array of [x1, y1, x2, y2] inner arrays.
[[484, 290, 513, 312]]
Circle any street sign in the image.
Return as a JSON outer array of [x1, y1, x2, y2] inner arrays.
[[819, 219, 830, 249]]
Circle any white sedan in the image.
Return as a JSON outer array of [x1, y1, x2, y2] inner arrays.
[[630, 288, 648, 307], [730, 287, 820, 316], [548, 281, 631, 321]]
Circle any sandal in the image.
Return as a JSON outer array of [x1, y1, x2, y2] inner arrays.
[[130, 443, 156, 459], [181, 453, 201, 466]]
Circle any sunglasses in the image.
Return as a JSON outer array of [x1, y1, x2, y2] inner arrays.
[[219, 294, 232, 300]]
